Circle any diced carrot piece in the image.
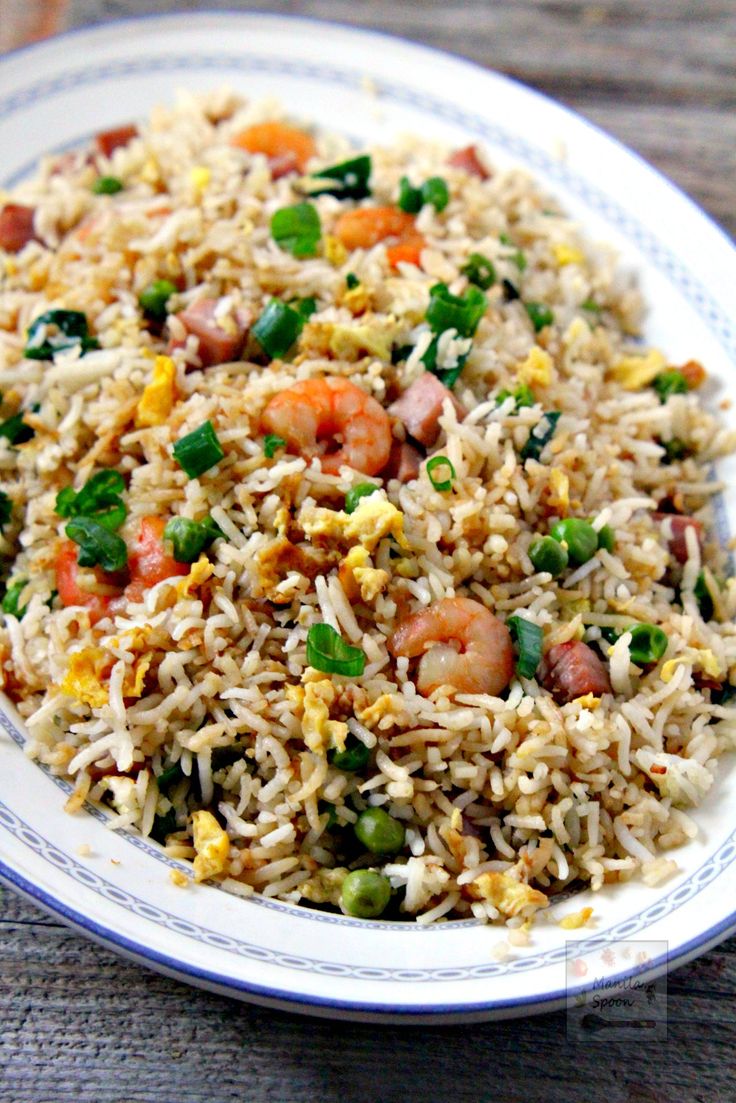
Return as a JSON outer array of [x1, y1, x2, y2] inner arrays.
[[55, 540, 116, 624], [679, 359, 707, 389], [333, 207, 416, 250], [231, 122, 316, 172], [386, 235, 425, 269]]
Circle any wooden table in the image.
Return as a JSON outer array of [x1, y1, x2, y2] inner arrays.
[[2, 3, 735, 1099]]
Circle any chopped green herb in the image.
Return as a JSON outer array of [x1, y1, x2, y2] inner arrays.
[[172, 420, 224, 478], [520, 410, 561, 462], [92, 175, 123, 195], [461, 252, 496, 290], [271, 202, 321, 257], [653, 370, 688, 402], [65, 517, 128, 572], [660, 437, 689, 463], [294, 297, 317, 320], [252, 298, 305, 359], [499, 233, 527, 271], [306, 623, 366, 677], [694, 570, 715, 621], [0, 410, 34, 445], [55, 469, 127, 531], [264, 433, 286, 459], [24, 309, 99, 360], [525, 301, 554, 332], [580, 299, 602, 315], [345, 483, 380, 515], [421, 334, 467, 391], [398, 176, 422, 214], [308, 155, 372, 200], [156, 762, 185, 792], [496, 383, 535, 410], [164, 515, 222, 563], [502, 278, 520, 301], [345, 272, 360, 290], [2, 578, 28, 619], [391, 344, 414, 365], [139, 279, 177, 322], [150, 808, 177, 844], [426, 283, 487, 338], [506, 615, 543, 679], [0, 490, 11, 530], [398, 175, 449, 214], [426, 455, 456, 492]]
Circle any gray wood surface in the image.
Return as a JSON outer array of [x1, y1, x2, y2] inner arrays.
[[2, 2, 736, 1100]]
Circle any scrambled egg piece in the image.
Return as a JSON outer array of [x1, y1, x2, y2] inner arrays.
[[136, 355, 177, 428], [189, 165, 211, 192], [548, 467, 569, 511], [301, 317, 398, 362], [299, 867, 348, 905], [301, 679, 348, 755], [661, 648, 722, 683], [301, 495, 408, 553], [122, 654, 152, 698], [357, 693, 408, 729], [574, 693, 601, 709], [340, 545, 389, 602], [59, 648, 110, 708], [342, 284, 370, 315], [176, 556, 214, 597], [324, 235, 348, 266], [610, 348, 666, 390], [469, 871, 548, 917], [440, 808, 467, 866], [559, 906, 594, 930], [191, 810, 230, 882], [518, 345, 553, 388], [552, 243, 585, 266]]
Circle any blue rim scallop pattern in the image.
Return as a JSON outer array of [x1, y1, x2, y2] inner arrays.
[[0, 34, 735, 1005]]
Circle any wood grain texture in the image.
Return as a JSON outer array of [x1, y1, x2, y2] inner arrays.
[[2, 2, 736, 1100]]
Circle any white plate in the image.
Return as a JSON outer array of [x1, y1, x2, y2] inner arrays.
[[1, 11, 735, 1023]]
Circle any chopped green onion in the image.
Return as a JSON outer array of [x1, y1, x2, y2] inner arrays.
[[345, 483, 380, 514], [92, 175, 123, 195], [270, 202, 321, 257], [580, 299, 602, 315], [139, 279, 177, 322], [694, 570, 715, 622], [421, 335, 467, 390], [164, 515, 222, 563], [391, 343, 414, 365], [550, 517, 598, 565], [496, 383, 535, 410], [308, 155, 372, 200], [426, 455, 456, 492], [502, 278, 520, 301], [461, 252, 496, 290], [426, 282, 487, 338], [660, 437, 689, 463], [264, 433, 286, 459], [24, 309, 99, 360], [0, 410, 34, 445], [626, 623, 667, 665], [55, 469, 127, 531], [294, 297, 317, 320], [506, 615, 543, 679], [345, 273, 360, 291], [65, 517, 128, 572], [306, 623, 366, 677], [252, 298, 305, 360], [328, 734, 371, 772], [150, 808, 177, 844], [525, 302, 554, 332], [398, 176, 422, 214], [520, 410, 561, 462], [596, 523, 616, 552], [172, 420, 224, 478], [653, 370, 688, 402], [421, 176, 449, 212], [2, 578, 28, 619], [528, 535, 568, 577], [0, 490, 11, 530], [499, 233, 527, 271], [156, 762, 185, 792]]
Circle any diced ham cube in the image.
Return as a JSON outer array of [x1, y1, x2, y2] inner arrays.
[[543, 641, 612, 704], [267, 152, 300, 180], [95, 124, 139, 158], [0, 204, 38, 253], [387, 373, 466, 448], [652, 512, 703, 565], [447, 144, 491, 180], [383, 440, 423, 483], [168, 298, 250, 368]]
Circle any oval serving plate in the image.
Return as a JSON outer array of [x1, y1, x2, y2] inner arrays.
[[1, 11, 735, 1022]]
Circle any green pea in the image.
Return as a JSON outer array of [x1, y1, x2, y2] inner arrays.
[[138, 279, 177, 322], [92, 175, 123, 195], [627, 623, 667, 665], [596, 523, 616, 552], [550, 518, 598, 565], [354, 807, 405, 855], [340, 869, 392, 918], [529, 535, 568, 577], [344, 482, 379, 515], [329, 734, 371, 772]]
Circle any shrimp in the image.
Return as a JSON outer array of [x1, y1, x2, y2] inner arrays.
[[230, 122, 316, 174], [333, 207, 425, 269], [261, 376, 392, 476], [388, 597, 514, 697]]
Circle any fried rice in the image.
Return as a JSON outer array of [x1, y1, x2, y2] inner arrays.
[[1, 88, 735, 926]]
